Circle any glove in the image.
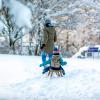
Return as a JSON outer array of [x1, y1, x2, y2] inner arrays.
[[40, 44, 45, 50], [62, 61, 67, 65], [39, 64, 43, 67]]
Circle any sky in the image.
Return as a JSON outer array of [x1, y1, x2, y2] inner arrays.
[[0, 54, 100, 100]]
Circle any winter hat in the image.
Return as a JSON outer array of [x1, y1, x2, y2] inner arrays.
[[53, 47, 60, 55], [45, 19, 51, 24]]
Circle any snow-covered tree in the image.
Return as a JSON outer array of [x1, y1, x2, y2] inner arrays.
[[0, 0, 100, 56], [0, 0, 32, 54]]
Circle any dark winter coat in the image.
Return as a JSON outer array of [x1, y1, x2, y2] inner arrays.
[[42, 26, 57, 53]]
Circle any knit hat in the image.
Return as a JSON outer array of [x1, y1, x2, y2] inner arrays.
[[45, 19, 51, 24], [53, 47, 60, 55]]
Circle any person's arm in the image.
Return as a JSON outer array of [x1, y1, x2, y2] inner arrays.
[[60, 57, 67, 66], [54, 28, 57, 42], [43, 28, 48, 45], [40, 28, 48, 49], [54, 32, 57, 42]]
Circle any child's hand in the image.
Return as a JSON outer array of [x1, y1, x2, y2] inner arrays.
[[62, 61, 67, 65]]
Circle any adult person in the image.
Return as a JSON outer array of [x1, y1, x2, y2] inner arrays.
[[40, 19, 57, 73]]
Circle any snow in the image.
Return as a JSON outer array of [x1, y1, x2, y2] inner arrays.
[[9, 0, 32, 29], [0, 0, 2, 10], [0, 21, 4, 32], [72, 45, 100, 58], [0, 54, 100, 100]]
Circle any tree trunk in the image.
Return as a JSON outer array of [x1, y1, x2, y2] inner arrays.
[[34, 44, 39, 55]]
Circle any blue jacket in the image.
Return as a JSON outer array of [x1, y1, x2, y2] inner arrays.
[[40, 56, 67, 67]]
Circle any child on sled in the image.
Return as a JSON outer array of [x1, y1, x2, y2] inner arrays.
[[40, 47, 67, 75]]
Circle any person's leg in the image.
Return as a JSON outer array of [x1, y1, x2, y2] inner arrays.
[[41, 51, 47, 63], [41, 51, 48, 74], [60, 67, 65, 75], [48, 52, 53, 60], [42, 66, 50, 74]]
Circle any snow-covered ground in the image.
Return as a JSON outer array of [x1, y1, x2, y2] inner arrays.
[[0, 54, 100, 100]]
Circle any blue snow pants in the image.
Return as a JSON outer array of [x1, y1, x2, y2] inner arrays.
[[41, 51, 52, 64]]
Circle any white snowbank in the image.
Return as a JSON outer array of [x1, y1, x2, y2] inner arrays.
[[0, 54, 100, 100], [9, 0, 32, 29]]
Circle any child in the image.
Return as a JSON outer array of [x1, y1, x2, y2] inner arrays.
[[40, 47, 67, 75]]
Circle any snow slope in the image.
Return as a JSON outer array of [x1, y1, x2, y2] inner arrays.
[[0, 54, 100, 100]]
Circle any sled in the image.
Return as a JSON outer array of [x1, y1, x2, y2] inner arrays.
[[48, 69, 63, 77]]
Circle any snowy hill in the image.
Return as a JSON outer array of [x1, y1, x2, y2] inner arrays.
[[0, 54, 100, 100]]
